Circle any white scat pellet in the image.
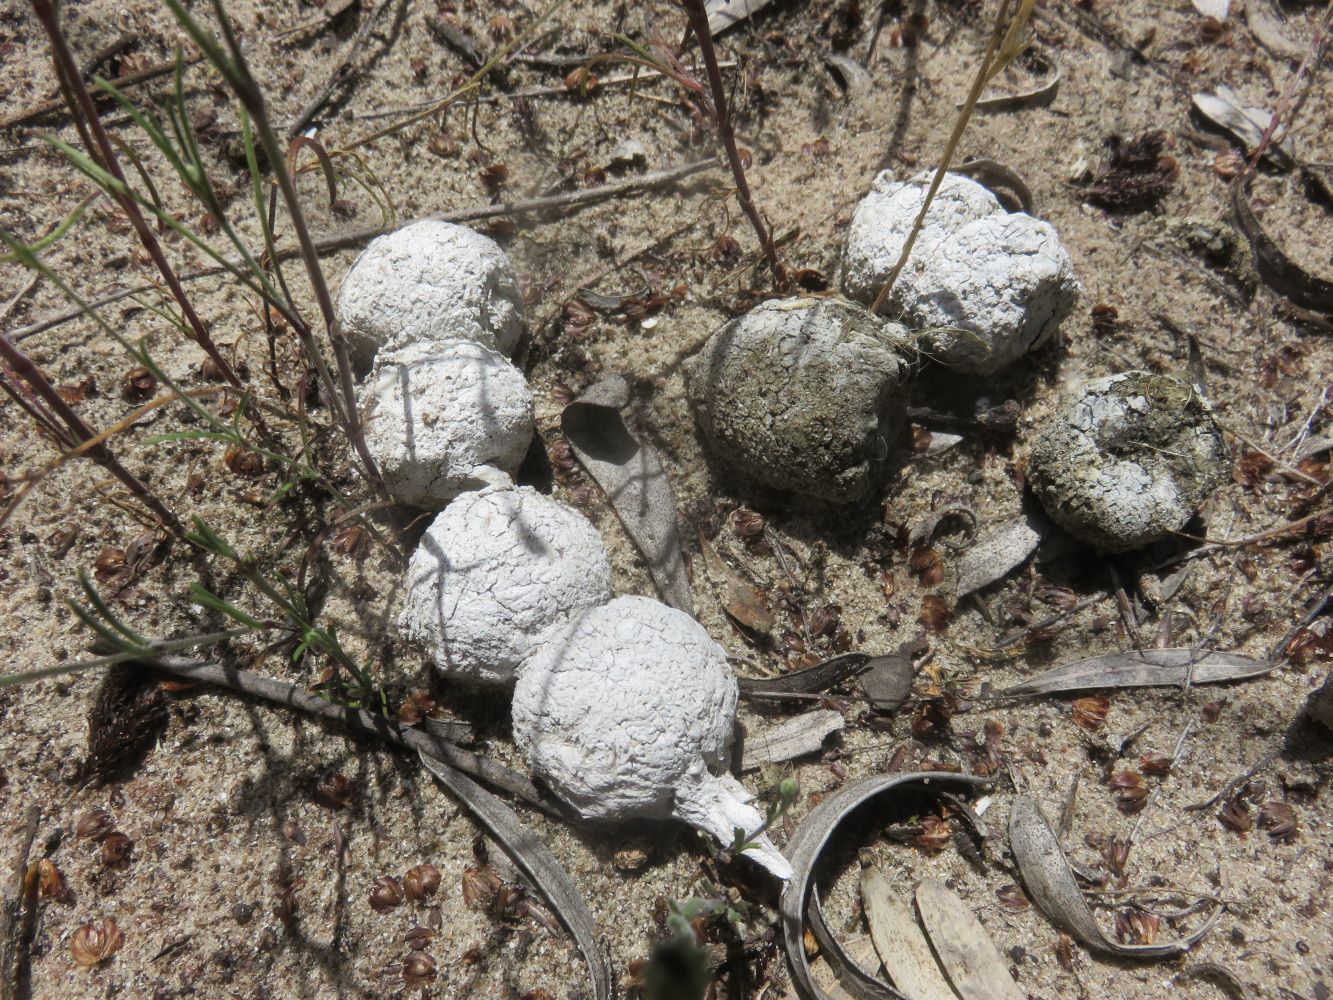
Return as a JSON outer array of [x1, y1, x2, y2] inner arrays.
[[842, 170, 1080, 375], [398, 485, 612, 685], [361, 340, 533, 509], [911, 213, 1080, 372], [513, 596, 791, 878], [841, 170, 1003, 305], [337, 220, 524, 373]]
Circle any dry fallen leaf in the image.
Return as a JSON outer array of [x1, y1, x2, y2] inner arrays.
[[862, 868, 959, 1000], [914, 879, 1025, 1000]]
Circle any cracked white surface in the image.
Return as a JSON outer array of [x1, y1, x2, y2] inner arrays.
[[399, 485, 612, 685], [513, 596, 791, 878], [360, 340, 533, 509], [842, 170, 1078, 374], [337, 220, 524, 373]]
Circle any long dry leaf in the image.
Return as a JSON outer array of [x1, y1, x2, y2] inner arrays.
[[739, 710, 844, 772], [738, 652, 870, 699], [562, 376, 693, 613], [861, 869, 959, 1000], [781, 772, 994, 1000], [1001, 648, 1271, 696], [417, 752, 611, 1000], [1008, 795, 1221, 957], [915, 879, 1025, 1000]]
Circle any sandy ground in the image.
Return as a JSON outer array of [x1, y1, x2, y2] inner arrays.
[[2, 0, 1332, 997]]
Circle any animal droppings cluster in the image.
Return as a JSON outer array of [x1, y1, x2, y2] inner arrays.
[[842, 170, 1079, 374], [337, 222, 788, 877]]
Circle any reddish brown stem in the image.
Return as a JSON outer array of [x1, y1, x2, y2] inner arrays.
[[30, 0, 244, 392], [680, 0, 783, 286], [0, 333, 183, 534]]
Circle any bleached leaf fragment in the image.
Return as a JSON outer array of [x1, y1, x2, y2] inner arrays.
[[915, 880, 1025, 1000], [861, 870, 959, 1000]]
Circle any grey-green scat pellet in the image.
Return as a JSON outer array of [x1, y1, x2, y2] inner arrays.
[[1027, 371, 1229, 553], [685, 296, 915, 504]]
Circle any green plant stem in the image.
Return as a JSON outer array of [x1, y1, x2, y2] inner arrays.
[[28, 0, 244, 392], [0, 330, 183, 534], [679, 0, 783, 286]]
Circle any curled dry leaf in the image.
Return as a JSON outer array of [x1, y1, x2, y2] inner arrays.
[[780, 771, 993, 1000], [1008, 796, 1221, 957], [70, 917, 124, 967], [971, 47, 1061, 113], [562, 377, 692, 614], [1232, 174, 1333, 313], [1002, 648, 1270, 697]]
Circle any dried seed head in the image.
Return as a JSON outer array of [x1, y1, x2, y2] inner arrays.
[[909, 546, 945, 587], [37, 859, 72, 904], [401, 951, 437, 986], [101, 831, 133, 866], [93, 546, 128, 584], [1071, 695, 1111, 731], [76, 808, 115, 841], [995, 884, 1030, 912], [396, 691, 436, 726], [223, 444, 265, 477], [1110, 771, 1150, 813], [403, 863, 441, 902], [121, 366, 157, 401], [69, 918, 124, 967], [1258, 801, 1298, 842], [1201, 699, 1226, 723], [404, 926, 434, 951], [1218, 794, 1252, 834], [313, 773, 354, 810], [913, 814, 952, 852], [369, 876, 405, 913], [1054, 933, 1075, 972], [918, 594, 952, 633], [461, 865, 501, 911], [329, 521, 372, 557], [1139, 753, 1173, 776]]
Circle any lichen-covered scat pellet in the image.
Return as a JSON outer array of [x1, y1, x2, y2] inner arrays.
[[360, 340, 534, 509], [512, 596, 793, 879], [1027, 372, 1228, 553], [336, 219, 524, 374], [685, 296, 914, 505], [398, 485, 612, 685]]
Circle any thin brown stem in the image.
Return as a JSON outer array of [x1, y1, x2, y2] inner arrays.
[[0, 333, 182, 534], [29, 0, 244, 392], [679, 0, 783, 286]]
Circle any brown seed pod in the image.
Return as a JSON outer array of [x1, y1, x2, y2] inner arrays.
[[918, 594, 952, 633], [313, 773, 354, 810], [37, 859, 72, 904], [369, 876, 405, 913], [1258, 801, 1298, 842], [329, 521, 372, 557], [461, 865, 500, 911], [403, 863, 441, 902], [92, 546, 128, 584], [76, 808, 115, 841], [69, 918, 124, 967], [121, 366, 157, 401], [401, 951, 437, 986], [223, 444, 264, 477], [995, 884, 1030, 912], [404, 926, 434, 951], [1071, 695, 1110, 731], [912, 814, 952, 852], [101, 831, 133, 866], [733, 508, 765, 539]]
